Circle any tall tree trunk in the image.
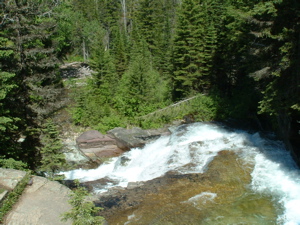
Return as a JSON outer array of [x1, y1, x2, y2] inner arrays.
[[120, 0, 127, 32]]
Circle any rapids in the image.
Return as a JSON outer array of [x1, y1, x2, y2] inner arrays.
[[62, 122, 300, 225]]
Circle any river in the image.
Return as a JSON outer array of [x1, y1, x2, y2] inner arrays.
[[62, 122, 300, 225]]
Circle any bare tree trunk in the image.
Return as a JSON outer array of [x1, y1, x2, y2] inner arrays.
[[120, 0, 127, 32], [82, 39, 89, 62]]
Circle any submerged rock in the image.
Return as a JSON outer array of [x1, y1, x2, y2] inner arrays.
[[94, 151, 279, 225]]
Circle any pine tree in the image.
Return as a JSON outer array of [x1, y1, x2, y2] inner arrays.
[[61, 180, 105, 225], [211, 0, 253, 95], [248, 0, 300, 116], [0, 0, 66, 168], [112, 27, 129, 77], [0, 33, 20, 156], [134, 0, 177, 77], [39, 119, 67, 180], [115, 39, 170, 117], [172, 0, 218, 99]]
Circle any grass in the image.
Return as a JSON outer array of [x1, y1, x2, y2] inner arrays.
[[0, 172, 31, 223], [0, 188, 6, 194]]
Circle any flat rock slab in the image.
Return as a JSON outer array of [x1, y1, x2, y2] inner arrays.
[[77, 130, 116, 149], [76, 130, 124, 160], [4, 176, 72, 225], [0, 189, 8, 203], [0, 168, 27, 190]]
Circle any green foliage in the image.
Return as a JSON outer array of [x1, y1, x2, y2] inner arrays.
[[0, 0, 296, 160], [172, 0, 219, 99], [247, 0, 300, 116], [39, 119, 67, 180], [211, 82, 259, 121], [0, 172, 31, 223], [0, 70, 17, 132], [133, 0, 177, 76], [139, 95, 218, 129], [0, 31, 21, 161], [115, 39, 171, 117], [94, 114, 127, 134], [0, 0, 67, 169], [0, 158, 28, 170], [61, 180, 105, 225], [70, 84, 112, 126]]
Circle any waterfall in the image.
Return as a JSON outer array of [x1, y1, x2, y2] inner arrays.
[[62, 122, 300, 225]]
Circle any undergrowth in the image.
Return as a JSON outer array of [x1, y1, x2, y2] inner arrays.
[[0, 171, 31, 223]]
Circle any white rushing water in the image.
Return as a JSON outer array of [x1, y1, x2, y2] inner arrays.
[[62, 122, 300, 225]]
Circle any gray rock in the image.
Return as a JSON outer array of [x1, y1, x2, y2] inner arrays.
[[62, 135, 95, 169], [0, 189, 8, 203], [0, 168, 27, 190], [107, 127, 170, 151], [4, 176, 72, 225]]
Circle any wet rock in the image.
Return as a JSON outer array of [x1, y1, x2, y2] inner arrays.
[[107, 127, 170, 151], [82, 177, 120, 193], [94, 151, 278, 225], [127, 181, 145, 189], [77, 130, 113, 148], [119, 156, 131, 166]]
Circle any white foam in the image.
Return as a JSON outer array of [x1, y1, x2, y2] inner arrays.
[[249, 136, 300, 225], [61, 122, 300, 224], [187, 192, 217, 204]]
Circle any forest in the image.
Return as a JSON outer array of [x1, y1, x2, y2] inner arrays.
[[0, 0, 299, 173]]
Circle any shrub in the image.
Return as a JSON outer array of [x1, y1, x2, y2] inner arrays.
[[61, 180, 105, 225]]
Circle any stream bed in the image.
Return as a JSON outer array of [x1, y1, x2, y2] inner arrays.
[[62, 122, 300, 225]]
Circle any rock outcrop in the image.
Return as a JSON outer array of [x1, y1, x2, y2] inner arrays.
[[76, 130, 124, 161], [107, 127, 170, 151], [0, 169, 27, 205], [3, 175, 72, 225], [75, 127, 171, 163], [60, 62, 93, 79]]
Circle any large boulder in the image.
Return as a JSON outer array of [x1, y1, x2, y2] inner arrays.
[[63, 136, 93, 169], [60, 62, 93, 79], [0, 169, 27, 204], [107, 127, 171, 151], [0, 168, 27, 190], [76, 130, 124, 161]]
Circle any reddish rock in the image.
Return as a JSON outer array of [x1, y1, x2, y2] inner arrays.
[[76, 130, 124, 161]]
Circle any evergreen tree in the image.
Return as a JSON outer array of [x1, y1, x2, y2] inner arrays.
[[134, 0, 177, 78], [39, 119, 67, 180], [172, 0, 218, 99], [111, 27, 129, 77], [115, 39, 170, 117], [61, 180, 105, 225], [0, 0, 65, 168], [71, 42, 119, 128], [248, 0, 300, 117], [0, 34, 20, 157], [91, 49, 119, 103], [209, 0, 257, 105]]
